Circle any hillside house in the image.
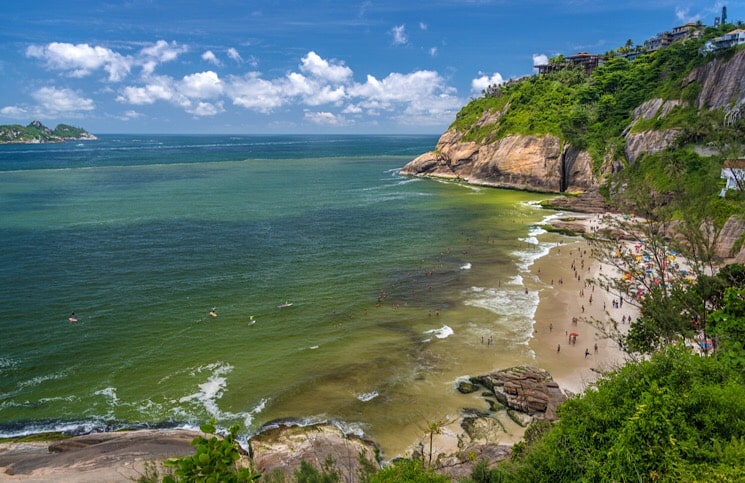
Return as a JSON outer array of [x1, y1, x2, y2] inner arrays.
[[704, 29, 745, 53], [647, 23, 702, 51], [535, 52, 602, 75], [720, 159, 745, 197]]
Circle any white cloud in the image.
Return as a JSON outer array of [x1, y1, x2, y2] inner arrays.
[[202, 50, 220, 66], [26, 42, 131, 82], [429, 47, 438, 57], [304, 111, 348, 125], [0, 105, 28, 117], [675, 7, 701, 23], [188, 101, 224, 117], [532, 54, 549, 67], [140, 40, 187, 63], [226, 73, 288, 113], [26, 40, 191, 81], [471, 72, 505, 93], [180, 71, 223, 99], [391, 25, 408, 45], [117, 77, 175, 105], [31, 86, 95, 113], [348, 70, 462, 125], [117, 110, 142, 120], [300, 51, 352, 83], [419, 22, 428, 30], [111, 50, 462, 127], [227, 48, 243, 63]]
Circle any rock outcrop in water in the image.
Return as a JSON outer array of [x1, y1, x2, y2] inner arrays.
[[400, 130, 597, 195]]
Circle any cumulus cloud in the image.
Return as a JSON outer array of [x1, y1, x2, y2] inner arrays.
[[110, 50, 462, 125], [26, 40, 190, 81], [202, 50, 220, 66], [226, 73, 288, 113], [300, 51, 353, 83], [180, 71, 223, 99], [26, 42, 131, 81], [117, 76, 174, 105], [391, 25, 408, 45], [532, 54, 549, 67], [32, 86, 95, 113], [471, 72, 505, 93]]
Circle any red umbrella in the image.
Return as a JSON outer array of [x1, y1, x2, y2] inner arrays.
[[569, 332, 579, 337]]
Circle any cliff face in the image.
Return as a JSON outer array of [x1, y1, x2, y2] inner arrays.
[[401, 128, 596, 194], [686, 49, 745, 110]]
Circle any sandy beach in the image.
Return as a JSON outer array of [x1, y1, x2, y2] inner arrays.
[[528, 217, 637, 394], [424, 213, 641, 461]]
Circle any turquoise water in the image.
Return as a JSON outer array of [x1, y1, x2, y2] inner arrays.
[[0, 135, 552, 456]]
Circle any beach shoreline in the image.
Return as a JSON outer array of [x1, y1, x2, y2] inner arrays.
[[527, 214, 636, 395], [417, 211, 640, 461]]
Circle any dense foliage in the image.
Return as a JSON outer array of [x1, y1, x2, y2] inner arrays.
[[451, 23, 744, 177]]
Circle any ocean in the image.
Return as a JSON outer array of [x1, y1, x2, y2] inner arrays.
[[0, 135, 556, 457]]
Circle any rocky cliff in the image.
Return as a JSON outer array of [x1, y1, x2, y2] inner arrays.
[[686, 49, 745, 111], [401, 47, 745, 207], [401, 127, 597, 194]]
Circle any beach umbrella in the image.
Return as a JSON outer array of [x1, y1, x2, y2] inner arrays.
[[569, 332, 580, 337]]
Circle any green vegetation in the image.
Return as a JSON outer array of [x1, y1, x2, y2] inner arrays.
[[0, 120, 93, 143], [161, 421, 260, 482], [452, 23, 745, 177]]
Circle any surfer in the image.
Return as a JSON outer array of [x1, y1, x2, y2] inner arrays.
[[248, 315, 256, 326], [210, 307, 218, 317], [68, 312, 78, 323]]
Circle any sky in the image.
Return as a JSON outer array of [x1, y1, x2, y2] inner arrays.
[[0, 0, 741, 134]]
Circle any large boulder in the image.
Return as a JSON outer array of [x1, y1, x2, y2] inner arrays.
[[475, 366, 568, 420]]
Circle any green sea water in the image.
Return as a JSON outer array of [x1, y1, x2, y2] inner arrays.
[[0, 135, 554, 457]]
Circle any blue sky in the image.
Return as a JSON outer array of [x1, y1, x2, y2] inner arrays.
[[0, 0, 740, 134]]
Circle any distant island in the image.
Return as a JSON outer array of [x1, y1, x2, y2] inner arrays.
[[0, 120, 97, 144]]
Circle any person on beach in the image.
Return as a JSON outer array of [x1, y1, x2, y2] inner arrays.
[[585, 348, 590, 358]]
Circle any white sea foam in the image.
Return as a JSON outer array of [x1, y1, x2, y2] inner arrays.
[[424, 325, 454, 340], [94, 387, 120, 406], [356, 391, 379, 402], [460, 262, 472, 270], [17, 370, 69, 390], [464, 286, 539, 342], [179, 362, 267, 428]]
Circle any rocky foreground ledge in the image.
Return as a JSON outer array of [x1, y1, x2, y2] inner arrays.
[[0, 366, 569, 481]]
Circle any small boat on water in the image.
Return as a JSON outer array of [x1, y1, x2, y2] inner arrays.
[[277, 301, 293, 309]]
